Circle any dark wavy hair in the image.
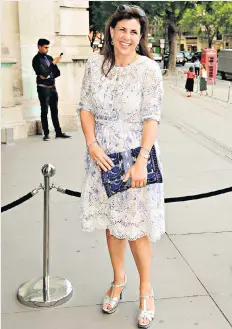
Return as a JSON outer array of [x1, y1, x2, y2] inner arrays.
[[101, 6, 152, 76]]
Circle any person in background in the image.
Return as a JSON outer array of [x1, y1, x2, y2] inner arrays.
[[163, 54, 169, 70], [194, 57, 200, 76], [199, 63, 208, 96], [32, 39, 71, 141], [184, 66, 196, 97]]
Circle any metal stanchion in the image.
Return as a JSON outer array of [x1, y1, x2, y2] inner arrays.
[[210, 78, 214, 97], [17, 164, 73, 308], [196, 76, 199, 93], [227, 82, 231, 103]]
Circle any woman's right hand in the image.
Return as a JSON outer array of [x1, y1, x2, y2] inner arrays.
[[88, 143, 114, 172]]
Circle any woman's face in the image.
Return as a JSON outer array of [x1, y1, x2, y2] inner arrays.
[[110, 18, 141, 56]]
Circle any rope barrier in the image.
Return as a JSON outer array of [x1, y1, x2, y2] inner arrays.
[[164, 186, 232, 203], [1, 186, 42, 213], [56, 186, 81, 198], [2, 183, 232, 213], [7, 163, 230, 309], [54, 185, 232, 203]]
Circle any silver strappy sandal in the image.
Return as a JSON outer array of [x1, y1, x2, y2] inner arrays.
[[102, 275, 127, 314], [138, 288, 155, 328]]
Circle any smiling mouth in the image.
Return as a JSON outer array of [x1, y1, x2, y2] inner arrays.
[[120, 42, 131, 47]]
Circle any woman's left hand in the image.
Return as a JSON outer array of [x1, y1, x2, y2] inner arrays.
[[123, 157, 147, 188]]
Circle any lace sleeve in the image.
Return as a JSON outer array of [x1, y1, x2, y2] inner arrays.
[[141, 62, 163, 122], [78, 58, 93, 112]]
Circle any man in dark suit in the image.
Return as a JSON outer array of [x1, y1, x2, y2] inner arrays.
[[32, 39, 71, 141]]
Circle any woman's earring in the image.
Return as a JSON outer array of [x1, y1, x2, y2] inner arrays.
[[136, 44, 139, 51], [111, 39, 114, 45]]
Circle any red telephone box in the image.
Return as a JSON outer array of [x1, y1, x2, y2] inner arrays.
[[201, 48, 217, 84]]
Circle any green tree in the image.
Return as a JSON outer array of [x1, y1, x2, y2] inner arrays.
[[181, 1, 232, 48], [149, 1, 196, 69]]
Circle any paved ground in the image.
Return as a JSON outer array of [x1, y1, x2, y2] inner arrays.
[[1, 82, 232, 329]]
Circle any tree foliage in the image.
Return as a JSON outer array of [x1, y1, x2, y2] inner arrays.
[[145, 1, 196, 69], [181, 1, 232, 48]]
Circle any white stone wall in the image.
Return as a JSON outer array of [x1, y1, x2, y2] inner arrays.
[[1, 1, 23, 99], [18, 0, 56, 101]]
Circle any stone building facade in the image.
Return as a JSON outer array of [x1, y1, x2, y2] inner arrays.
[[223, 34, 232, 49], [1, 0, 92, 142], [177, 32, 232, 53]]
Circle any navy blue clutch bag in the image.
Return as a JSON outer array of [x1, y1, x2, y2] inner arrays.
[[101, 145, 163, 198]]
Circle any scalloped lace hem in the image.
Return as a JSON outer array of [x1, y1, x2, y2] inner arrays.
[[81, 223, 165, 243]]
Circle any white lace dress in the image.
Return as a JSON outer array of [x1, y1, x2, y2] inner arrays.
[[78, 53, 165, 242]]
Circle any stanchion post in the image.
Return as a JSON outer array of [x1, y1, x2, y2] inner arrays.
[[17, 164, 73, 308], [42, 164, 54, 301], [210, 78, 214, 98], [227, 81, 231, 103]]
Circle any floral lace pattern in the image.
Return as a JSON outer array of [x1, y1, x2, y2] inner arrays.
[[78, 53, 165, 242]]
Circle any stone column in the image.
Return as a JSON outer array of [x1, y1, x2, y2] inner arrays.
[[51, 0, 92, 130], [1, 59, 17, 108], [1, 2, 27, 143], [55, 57, 89, 130], [18, 0, 56, 102], [1, 59, 27, 142], [1, 1, 23, 100]]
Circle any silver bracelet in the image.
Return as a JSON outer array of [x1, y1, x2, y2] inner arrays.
[[87, 140, 98, 149], [138, 153, 149, 160], [141, 146, 150, 154]]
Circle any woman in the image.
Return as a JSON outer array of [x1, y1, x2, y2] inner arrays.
[[199, 63, 208, 96], [184, 66, 196, 97], [78, 5, 165, 328]]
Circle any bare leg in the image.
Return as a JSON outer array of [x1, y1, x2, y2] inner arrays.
[[129, 235, 154, 326], [104, 229, 127, 310]]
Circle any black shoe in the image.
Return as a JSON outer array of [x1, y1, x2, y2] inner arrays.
[[55, 133, 71, 139], [43, 135, 50, 141]]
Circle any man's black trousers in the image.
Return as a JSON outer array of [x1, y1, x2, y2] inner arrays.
[[195, 67, 200, 76], [37, 86, 62, 136]]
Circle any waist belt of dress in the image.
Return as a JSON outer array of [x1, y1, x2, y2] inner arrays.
[[95, 118, 142, 130], [37, 84, 55, 88]]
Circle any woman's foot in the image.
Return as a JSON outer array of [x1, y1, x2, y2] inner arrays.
[[138, 285, 155, 328], [102, 274, 127, 314]]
